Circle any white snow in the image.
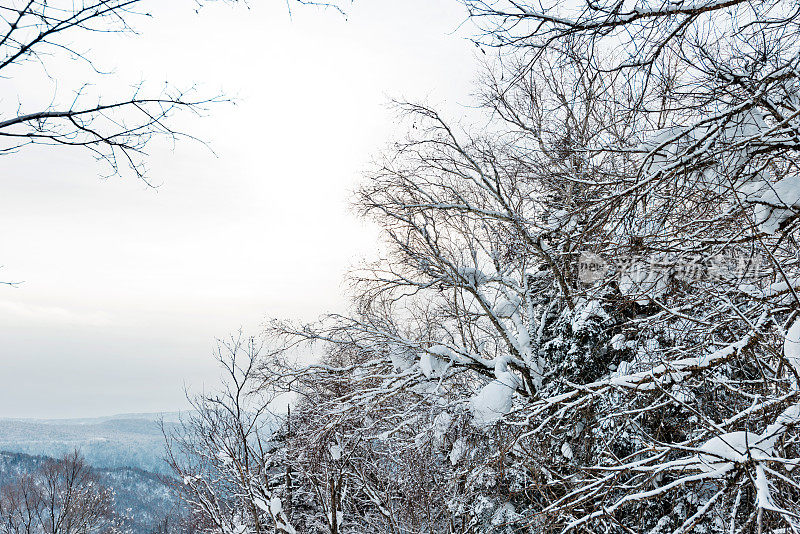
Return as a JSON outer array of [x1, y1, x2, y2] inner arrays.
[[610, 333, 626, 351], [432, 411, 452, 447], [743, 176, 800, 234], [784, 317, 800, 384], [491, 503, 519, 527], [326, 510, 343, 530], [470, 356, 519, 427], [419, 350, 448, 378], [561, 442, 573, 460], [389, 344, 415, 371], [269, 496, 283, 516], [618, 259, 669, 304], [428, 344, 456, 360], [697, 431, 774, 472], [642, 110, 767, 181], [449, 437, 467, 465], [457, 267, 488, 286], [740, 277, 800, 305], [329, 444, 343, 460], [670, 383, 693, 404], [217, 449, 233, 466], [470, 381, 514, 427], [732, 108, 768, 137], [773, 403, 800, 426], [695, 348, 800, 478], [571, 299, 609, 333], [254, 497, 269, 512], [546, 209, 578, 233], [493, 296, 520, 318], [754, 465, 773, 510], [640, 126, 682, 175]]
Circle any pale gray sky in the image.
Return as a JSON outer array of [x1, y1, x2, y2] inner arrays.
[[0, 0, 478, 418]]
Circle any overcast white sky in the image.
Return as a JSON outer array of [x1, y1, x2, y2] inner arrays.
[[0, 0, 479, 418]]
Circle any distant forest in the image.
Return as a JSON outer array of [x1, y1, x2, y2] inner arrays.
[[0, 450, 184, 534]]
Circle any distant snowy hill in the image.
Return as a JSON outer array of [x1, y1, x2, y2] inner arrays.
[[0, 412, 183, 473]]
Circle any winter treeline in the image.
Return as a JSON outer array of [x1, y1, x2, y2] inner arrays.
[[0, 450, 186, 534], [0, 452, 119, 534], [167, 2, 800, 532]]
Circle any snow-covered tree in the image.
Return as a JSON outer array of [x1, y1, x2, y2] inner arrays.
[[177, 2, 800, 532], [0, 451, 119, 534], [268, 2, 800, 530], [164, 335, 296, 534]]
